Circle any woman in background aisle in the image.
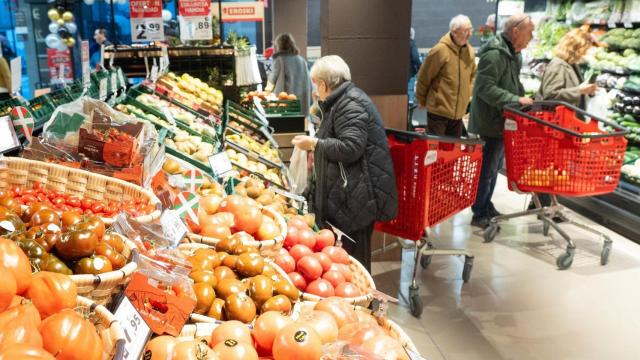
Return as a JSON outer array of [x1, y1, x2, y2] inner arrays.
[[533, 27, 597, 214], [266, 33, 313, 117], [291, 55, 398, 272], [0, 55, 11, 101]]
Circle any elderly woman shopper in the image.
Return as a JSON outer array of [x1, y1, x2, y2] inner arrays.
[[266, 33, 312, 116], [291, 55, 398, 272]]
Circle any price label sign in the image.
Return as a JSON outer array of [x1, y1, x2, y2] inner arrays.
[[159, 209, 189, 246], [179, 0, 212, 40], [114, 296, 151, 360], [111, 72, 117, 94], [162, 106, 176, 125], [81, 41, 90, 86], [118, 68, 126, 88], [150, 64, 159, 82], [130, 0, 164, 43], [208, 152, 233, 178], [99, 78, 107, 100]]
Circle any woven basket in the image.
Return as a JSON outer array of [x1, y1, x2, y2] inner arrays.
[[186, 206, 287, 252], [178, 243, 300, 324], [76, 295, 126, 360], [71, 238, 139, 307], [300, 255, 375, 307], [0, 157, 161, 224]]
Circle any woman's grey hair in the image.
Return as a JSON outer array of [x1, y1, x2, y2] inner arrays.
[[449, 15, 471, 32], [309, 55, 351, 90]]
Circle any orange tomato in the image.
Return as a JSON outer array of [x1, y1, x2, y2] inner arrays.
[[272, 323, 322, 360], [0, 238, 32, 294], [0, 315, 42, 351], [0, 268, 16, 312], [143, 336, 177, 360], [213, 339, 258, 360], [40, 309, 104, 360], [234, 206, 263, 235], [218, 195, 247, 217], [0, 344, 55, 360], [27, 271, 77, 319]]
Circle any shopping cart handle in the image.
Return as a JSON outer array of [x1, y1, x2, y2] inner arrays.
[[504, 101, 629, 138], [385, 128, 485, 146]]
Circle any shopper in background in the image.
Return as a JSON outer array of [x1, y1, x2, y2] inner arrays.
[[532, 28, 597, 215], [265, 33, 312, 117], [90, 28, 112, 70], [478, 14, 497, 52], [468, 13, 535, 229], [291, 55, 398, 272], [0, 55, 11, 101], [408, 27, 421, 105], [415, 15, 476, 136]]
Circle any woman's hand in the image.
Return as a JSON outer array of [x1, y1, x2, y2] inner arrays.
[[292, 135, 318, 151], [579, 83, 597, 95]]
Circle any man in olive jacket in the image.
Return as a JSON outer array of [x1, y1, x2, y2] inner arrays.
[[416, 15, 476, 136], [468, 14, 535, 229]]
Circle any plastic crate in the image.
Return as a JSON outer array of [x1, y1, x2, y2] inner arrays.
[[262, 99, 302, 115], [66, 80, 87, 100], [27, 95, 56, 125], [375, 130, 484, 240], [503, 101, 628, 196], [0, 98, 26, 117], [48, 88, 74, 106]]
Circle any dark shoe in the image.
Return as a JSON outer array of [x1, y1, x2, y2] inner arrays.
[[488, 207, 502, 218], [471, 216, 491, 229]]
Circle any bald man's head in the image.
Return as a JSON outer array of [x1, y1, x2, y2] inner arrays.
[[503, 13, 534, 52]]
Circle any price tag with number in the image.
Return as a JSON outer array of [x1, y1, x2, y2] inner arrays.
[[99, 78, 107, 100], [114, 296, 151, 360], [208, 152, 233, 178], [131, 18, 164, 43], [179, 15, 213, 41], [159, 209, 188, 246]]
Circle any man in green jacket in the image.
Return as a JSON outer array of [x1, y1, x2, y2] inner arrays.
[[468, 13, 535, 229]]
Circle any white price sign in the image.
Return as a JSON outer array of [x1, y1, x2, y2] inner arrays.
[[162, 107, 176, 125], [111, 72, 117, 94], [114, 297, 151, 360], [159, 209, 189, 246], [208, 152, 233, 177], [118, 68, 126, 88], [150, 64, 159, 82], [99, 78, 107, 100], [81, 41, 90, 86], [131, 18, 164, 42], [179, 15, 213, 41], [10, 57, 21, 94]]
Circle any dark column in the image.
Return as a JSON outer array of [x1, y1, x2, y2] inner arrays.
[[273, 0, 308, 58]]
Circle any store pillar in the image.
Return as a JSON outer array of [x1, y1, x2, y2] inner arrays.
[[273, 0, 308, 58]]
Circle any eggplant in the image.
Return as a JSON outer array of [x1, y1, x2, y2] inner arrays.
[[633, 106, 640, 117], [633, 96, 640, 106], [624, 96, 634, 106], [625, 105, 634, 114]]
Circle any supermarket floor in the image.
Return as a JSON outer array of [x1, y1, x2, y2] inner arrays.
[[371, 174, 640, 360]]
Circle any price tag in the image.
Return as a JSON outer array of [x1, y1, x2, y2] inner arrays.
[[325, 221, 356, 245], [608, 21, 617, 28], [208, 114, 222, 126], [159, 209, 189, 246], [504, 118, 518, 131], [99, 78, 107, 100], [131, 18, 164, 43], [118, 68, 126, 88], [179, 15, 213, 41], [208, 152, 233, 177], [162, 106, 176, 125], [150, 64, 159, 82], [111, 72, 117, 94], [114, 296, 151, 360], [624, 22, 634, 28], [99, 44, 105, 70], [161, 47, 169, 74], [424, 150, 438, 166]]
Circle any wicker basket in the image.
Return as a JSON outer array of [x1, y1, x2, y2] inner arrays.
[[71, 238, 139, 307], [0, 157, 161, 224], [178, 243, 300, 324], [76, 295, 126, 360], [301, 255, 375, 307], [186, 206, 287, 252]]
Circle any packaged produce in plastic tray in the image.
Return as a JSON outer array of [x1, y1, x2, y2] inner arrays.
[[23, 97, 163, 186]]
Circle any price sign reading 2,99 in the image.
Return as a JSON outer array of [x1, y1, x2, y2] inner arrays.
[[131, 18, 164, 42]]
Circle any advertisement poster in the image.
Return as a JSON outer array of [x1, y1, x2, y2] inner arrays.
[[47, 49, 74, 84], [178, 0, 212, 41], [130, 0, 164, 42]]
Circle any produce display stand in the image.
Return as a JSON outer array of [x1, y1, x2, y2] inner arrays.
[[483, 102, 628, 270], [376, 129, 484, 317]]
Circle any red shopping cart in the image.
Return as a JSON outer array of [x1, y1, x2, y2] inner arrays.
[[375, 129, 484, 317], [483, 101, 628, 269]]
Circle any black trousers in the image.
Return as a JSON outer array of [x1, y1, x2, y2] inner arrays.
[[427, 112, 467, 137], [341, 223, 374, 273]]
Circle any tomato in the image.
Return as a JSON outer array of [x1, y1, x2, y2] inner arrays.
[[272, 323, 322, 360], [27, 271, 77, 319], [350, 325, 384, 346], [314, 229, 335, 251], [171, 340, 214, 360], [193, 282, 215, 315], [142, 336, 177, 360], [25, 224, 61, 252], [283, 226, 300, 249], [90, 203, 104, 214], [234, 206, 263, 235], [335, 282, 361, 298], [287, 272, 307, 291], [218, 195, 247, 216], [0, 238, 32, 294], [41, 253, 72, 275], [235, 253, 264, 277], [256, 216, 280, 241], [0, 344, 55, 360], [213, 338, 258, 360], [210, 212, 235, 228], [311, 252, 332, 273], [189, 270, 217, 288], [0, 316, 43, 351], [297, 256, 323, 281], [322, 246, 350, 265], [95, 243, 127, 270], [21, 202, 51, 223], [66, 197, 81, 208], [360, 335, 408, 360], [200, 194, 222, 215], [81, 199, 93, 210], [210, 320, 253, 347], [260, 294, 292, 314], [55, 230, 99, 260], [274, 253, 296, 273], [40, 309, 104, 360], [225, 292, 257, 323], [297, 229, 316, 250], [305, 279, 335, 297], [0, 301, 40, 331], [314, 297, 359, 328], [289, 244, 313, 264], [0, 213, 25, 236], [74, 256, 113, 275], [29, 209, 60, 227], [70, 216, 105, 239], [286, 217, 309, 231], [297, 310, 339, 344], [0, 267, 16, 312], [200, 222, 231, 240], [328, 263, 352, 282], [0, 197, 22, 215], [252, 311, 293, 356], [322, 270, 346, 288], [101, 232, 125, 253]]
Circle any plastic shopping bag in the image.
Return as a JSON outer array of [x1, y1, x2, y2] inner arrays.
[[289, 147, 308, 195], [587, 88, 615, 120]]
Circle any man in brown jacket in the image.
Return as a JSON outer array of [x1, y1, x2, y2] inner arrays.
[[416, 15, 476, 136]]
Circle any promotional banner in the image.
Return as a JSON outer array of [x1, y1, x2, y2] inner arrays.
[[47, 49, 74, 83], [178, 0, 212, 41], [217, 1, 265, 22], [130, 0, 164, 42]]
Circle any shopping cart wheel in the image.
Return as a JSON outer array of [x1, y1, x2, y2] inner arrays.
[[543, 221, 551, 237], [408, 286, 423, 318], [556, 247, 575, 270], [462, 256, 474, 283], [420, 242, 434, 269], [484, 224, 499, 243], [601, 240, 612, 266]]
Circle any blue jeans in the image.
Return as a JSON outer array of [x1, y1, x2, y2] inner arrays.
[[408, 76, 417, 104], [472, 136, 505, 219]]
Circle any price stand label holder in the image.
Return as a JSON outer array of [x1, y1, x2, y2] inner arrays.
[[208, 152, 233, 179], [325, 221, 356, 246], [159, 209, 189, 246], [99, 78, 108, 101], [113, 296, 151, 360]]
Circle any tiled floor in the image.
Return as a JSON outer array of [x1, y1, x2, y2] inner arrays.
[[373, 175, 640, 360]]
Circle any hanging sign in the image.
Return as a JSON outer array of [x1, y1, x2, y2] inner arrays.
[[130, 0, 164, 43], [178, 0, 212, 41], [218, 2, 265, 22], [81, 41, 90, 86]]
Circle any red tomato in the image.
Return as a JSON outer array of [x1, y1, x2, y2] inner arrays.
[[305, 279, 335, 297], [283, 226, 299, 249], [322, 246, 350, 265], [314, 229, 336, 251], [234, 206, 263, 235], [297, 310, 339, 345], [287, 216, 309, 231], [322, 270, 346, 288], [272, 323, 322, 360], [274, 253, 296, 274], [287, 272, 307, 291], [66, 197, 81, 208], [297, 256, 323, 281], [328, 263, 353, 282], [311, 252, 332, 273], [335, 282, 361, 298], [252, 311, 293, 356], [289, 244, 313, 264], [297, 229, 316, 250]]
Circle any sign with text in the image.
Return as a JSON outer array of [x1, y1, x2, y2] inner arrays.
[[219, 2, 265, 22], [179, 0, 212, 40], [81, 41, 90, 86], [10, 57, 21, 94], [47, 49, 73, 84], [130, 0, 164, 42], [178, 0, 210, 16]]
